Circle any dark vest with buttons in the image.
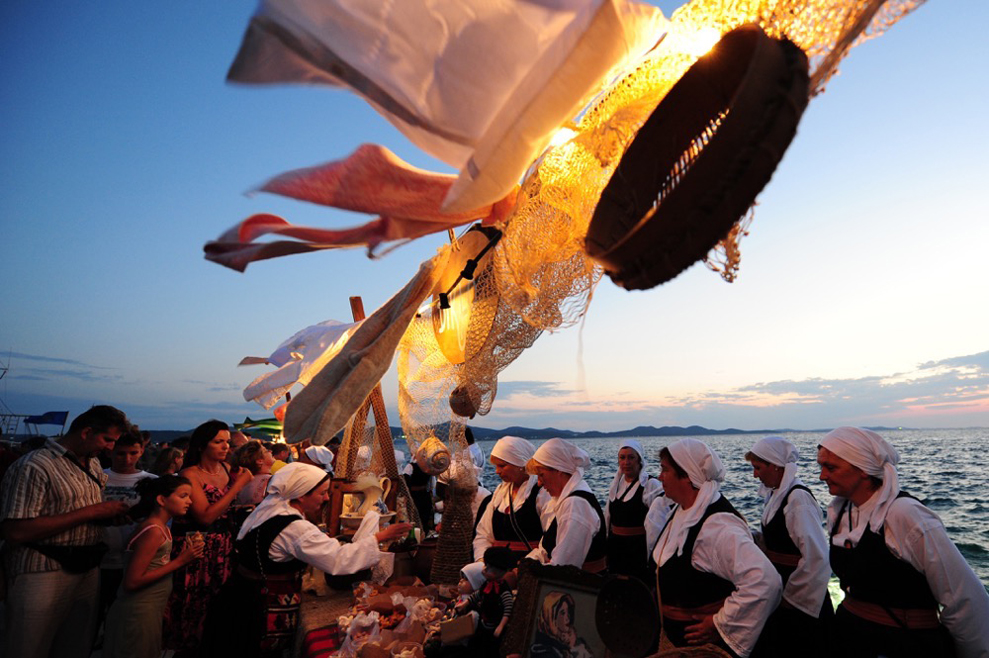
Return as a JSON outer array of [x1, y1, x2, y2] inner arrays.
[[761, 484, 814, 583], [490, 483, 544, 556], [829, 492, 938, 610], [542, 490, 607, 571], [657, 495, 744, 609], [235, 515, 307, 575], [606, 478, 655, 576]]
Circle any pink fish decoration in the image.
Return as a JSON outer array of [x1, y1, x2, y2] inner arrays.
[[204, 144, 517, 272]]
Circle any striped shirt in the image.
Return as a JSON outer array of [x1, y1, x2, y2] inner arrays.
[[0, 439, 108, 574]]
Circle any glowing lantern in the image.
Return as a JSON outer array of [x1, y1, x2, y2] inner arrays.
[[431, 226, 500, 365]]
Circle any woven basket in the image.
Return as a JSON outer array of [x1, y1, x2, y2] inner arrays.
[[585, 24, 809, 290]]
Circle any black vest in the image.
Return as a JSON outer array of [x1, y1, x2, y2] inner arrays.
[[829, 492, 938, 610], [761, 484, 814, 582], [235, 515, 306, 575], [542, 490, 607, 569], [606, 478, 655, 576], [657, 495, 744, 609], [608, 478, 652, 529], [490, 483, 544, 550]]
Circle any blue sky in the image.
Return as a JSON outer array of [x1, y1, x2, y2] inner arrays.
[[2, 1, 987, 433]]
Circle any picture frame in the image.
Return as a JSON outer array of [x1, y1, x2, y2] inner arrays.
[[501, 561, 607, 658]]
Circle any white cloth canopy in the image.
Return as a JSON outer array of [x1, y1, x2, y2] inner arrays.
[[228, 0, 668, 212], [241, 319, 360, 409], [748, 436, 800, 525], [820, 426, 900, 544]]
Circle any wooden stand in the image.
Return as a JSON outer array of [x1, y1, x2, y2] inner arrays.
[[322, 295, 405, 534]]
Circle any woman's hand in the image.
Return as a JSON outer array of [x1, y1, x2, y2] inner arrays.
[[177, 535, 205, 565], [684, 614, 719, 646], [231, 466, 253, 491], [374, 522, 414, 544]]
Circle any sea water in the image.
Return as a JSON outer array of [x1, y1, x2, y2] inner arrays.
[[482, 428, 989, 588]]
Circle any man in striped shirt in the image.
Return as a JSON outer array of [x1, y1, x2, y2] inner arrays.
[[1, 405, 133, 658]]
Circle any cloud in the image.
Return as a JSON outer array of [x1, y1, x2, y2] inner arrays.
[[5, 351, 114, 370], [917, 350, 989, 371], [497, 380, 576, 398], [480, 354, 989, 431]]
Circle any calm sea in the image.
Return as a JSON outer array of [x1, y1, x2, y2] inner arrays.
[[482, 428, 989, 588]]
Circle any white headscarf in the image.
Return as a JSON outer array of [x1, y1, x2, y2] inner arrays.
[[488, 436, 538, 509], [490, 436, 536, 467], [608, 439, 649, 502], [461, 561, 486, 591], [531, 438, 591, 500], [820, 426, 900, 542], [749, 436, 800, 525], [657, 439, 725, 565], [305, 446, 334, 472], [238, 462, 329, 539]]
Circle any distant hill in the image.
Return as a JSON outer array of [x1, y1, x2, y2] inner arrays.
[[5, 424, 909, 445]]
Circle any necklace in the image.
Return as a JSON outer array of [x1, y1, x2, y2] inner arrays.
[[197, 463, 223, 476]]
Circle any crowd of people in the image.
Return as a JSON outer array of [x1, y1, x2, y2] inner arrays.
[[0, 405, 987, 658], [0, 406, 408, 658], [464, 432, 989, 658]]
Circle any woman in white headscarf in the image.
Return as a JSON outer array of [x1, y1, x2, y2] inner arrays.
[[744, 437, 831, 658], [525, 438, 607, 573], [473, 436, 553, 563], [604, 439, 665, 581], [202, 463, 411, 658], [819, 427, 989, 658], [652, 439, 780, 658]]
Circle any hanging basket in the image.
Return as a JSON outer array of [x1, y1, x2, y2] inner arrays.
[[585, 24, 809, 290]]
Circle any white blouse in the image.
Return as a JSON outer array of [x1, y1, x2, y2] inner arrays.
[[652, 506, 781, 658], [828, 494, 989, 658], [473, 476, 552, 561]]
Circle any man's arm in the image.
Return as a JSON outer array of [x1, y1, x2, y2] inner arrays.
[[1, 500, 130, 543]]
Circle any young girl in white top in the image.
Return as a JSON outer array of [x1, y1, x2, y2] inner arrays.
[[102, 475, 204, 658]]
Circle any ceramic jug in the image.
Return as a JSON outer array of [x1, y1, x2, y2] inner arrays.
[[353, 472, 391, 516]]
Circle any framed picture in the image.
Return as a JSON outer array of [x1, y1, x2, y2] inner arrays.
[[502, 561, 606, 658]]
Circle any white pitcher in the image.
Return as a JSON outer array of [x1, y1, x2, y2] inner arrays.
[[353, 472, 392, 516]]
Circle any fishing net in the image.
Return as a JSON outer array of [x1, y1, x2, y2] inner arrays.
[[336, 383, 422, 528], [429, 482, 478, 584], [397, 0, 926, 423], [575, 0, 924, 283], [389, 0, 924, 564]]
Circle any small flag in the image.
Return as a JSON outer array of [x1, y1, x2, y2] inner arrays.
[[24, 411, 69, 426]]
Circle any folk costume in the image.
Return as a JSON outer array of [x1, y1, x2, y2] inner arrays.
[[822, 427, 989, 658], [653, 439, 780, 658], [526, 439, 607, 573], [746, 437, 831, 658], [604, 439, 664, 581], [473, 437, 552, 562], [203, 463, 386, 658]]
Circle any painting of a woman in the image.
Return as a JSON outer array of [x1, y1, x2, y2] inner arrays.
[[530, 591, 595, 658]]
